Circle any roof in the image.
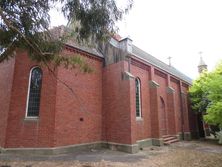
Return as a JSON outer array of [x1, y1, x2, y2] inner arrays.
[[132, 45, 192, 84], [66, 39, 192, 84], [50, 25, 103, 58], [51, 26, 192, 84], [65, 42, 103, 58]]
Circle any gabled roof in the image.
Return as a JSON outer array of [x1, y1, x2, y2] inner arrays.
[[51, 26, 192, 84], [132, 45, 192, 84]]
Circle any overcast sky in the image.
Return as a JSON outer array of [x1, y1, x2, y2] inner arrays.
[[50, 0, 222, 79]]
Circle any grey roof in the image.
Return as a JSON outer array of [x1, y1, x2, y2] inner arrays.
[[132, 45, 192, 84], [65, 42, 104, 58], [51, 26, 192, 84], [66, 39, 192, 84], [50, 26, 103, 58]]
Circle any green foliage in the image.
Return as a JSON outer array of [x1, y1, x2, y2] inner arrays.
[[62, 0, 132, 41], [189, 71, 209, 112], [0, 0, 133, 70], [204, 102, 222, 125], [0, 0, 52, 60], [189, 61, 222, 126]]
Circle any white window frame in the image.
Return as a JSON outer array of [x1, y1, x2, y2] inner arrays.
[[135, 78, 142, 118], [25, 66, 41, 119]]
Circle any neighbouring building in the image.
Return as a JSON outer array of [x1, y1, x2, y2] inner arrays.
[[0, 26, 199, 154]]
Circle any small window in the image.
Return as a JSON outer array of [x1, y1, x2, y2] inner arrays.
[[26, 67, 43, 117], [135, 78, 142, 117]]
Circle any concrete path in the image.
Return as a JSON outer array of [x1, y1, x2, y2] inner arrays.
[[0, 140, 221, 162]]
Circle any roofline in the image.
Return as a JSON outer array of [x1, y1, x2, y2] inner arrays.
[[64, 40, 192, 85], [131, 54, 192, 85], [119, 37, 133, 42], [64, 43, 104, 60]]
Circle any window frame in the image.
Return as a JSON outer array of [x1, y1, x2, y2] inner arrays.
[[135, 77, 142, 118], [25, 66, 43, 119]]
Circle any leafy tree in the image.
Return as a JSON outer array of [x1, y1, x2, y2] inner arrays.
[[189, 61, 222, 127], [0, 0, 133, 67]]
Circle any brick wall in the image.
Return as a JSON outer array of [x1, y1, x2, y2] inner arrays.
[[128, 57, 192, 139], [154, 71, 168, 136], [181, 85, 190, 132], [4, 51, 57, 148], [171, 80, 182, 133], [130, 64, 151, 141], [4, 48, 104, 148], [0, 58, 15, 147], [1, 47, 194, 149], [102, 61, 134, 144], [54, 49, 103, 147]]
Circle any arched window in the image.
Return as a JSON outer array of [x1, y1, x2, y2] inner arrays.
[[160, 96, 165, 109], [135, 78, 142, 117], [160, 96, 167, 135], [26, 67, 43, 117]]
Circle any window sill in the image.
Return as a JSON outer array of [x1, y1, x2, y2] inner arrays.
[[136, 117, 143, 121], [24, 117, 39, 122]]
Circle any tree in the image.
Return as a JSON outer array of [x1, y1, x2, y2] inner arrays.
[[189, 61, 222, 127], [0, 0, 133, 67]]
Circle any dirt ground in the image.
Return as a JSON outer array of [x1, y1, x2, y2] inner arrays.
[[0, 140, 222, 167]]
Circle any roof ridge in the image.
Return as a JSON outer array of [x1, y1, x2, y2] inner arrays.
[[132, 45, 172, 68], [132, 45, 192, 84]]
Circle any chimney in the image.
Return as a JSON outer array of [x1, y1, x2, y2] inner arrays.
[[119, 37, 133, 53]]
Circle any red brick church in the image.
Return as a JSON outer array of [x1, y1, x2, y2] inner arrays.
[[0, 27, 199, 154]]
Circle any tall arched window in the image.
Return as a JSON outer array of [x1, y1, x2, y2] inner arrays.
[[135, 78, 142, 117], [26, 67, 43, 117]]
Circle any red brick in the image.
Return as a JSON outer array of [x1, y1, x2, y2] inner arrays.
[[0, 47, 195, 149]]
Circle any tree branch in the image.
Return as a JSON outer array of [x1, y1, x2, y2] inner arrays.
[[0, 7, 53, 60]]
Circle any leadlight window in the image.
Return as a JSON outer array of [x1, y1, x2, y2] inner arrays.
[[135, 78, 142, 117], [26, 67, 43, 117]]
